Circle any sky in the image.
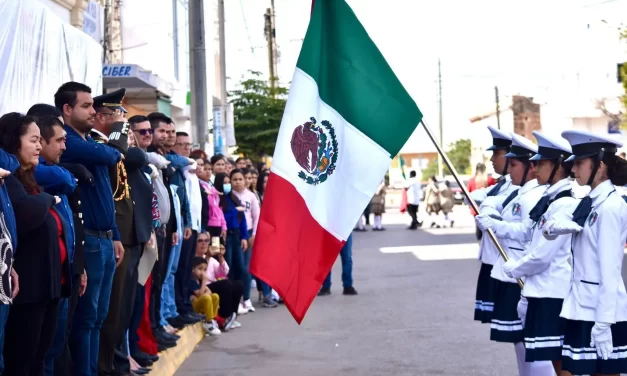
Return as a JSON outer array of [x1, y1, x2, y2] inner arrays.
[[215, 0, 627, 152]]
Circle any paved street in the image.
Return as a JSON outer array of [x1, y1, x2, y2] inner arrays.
[[176, 205, 526, 376]]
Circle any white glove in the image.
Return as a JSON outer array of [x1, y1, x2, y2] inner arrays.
[[475, 214, 496, 231], [187, 157, 195, 165], [146, 152, 171, 169], [517, 296, 528, 327], [591, 322, 613, 360], [502, 259, 517, 279], [542, 219, 582, 238], [148, 164, 159, 180]]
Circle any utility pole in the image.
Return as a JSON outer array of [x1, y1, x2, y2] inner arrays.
[[437, 58, 443, 179], [189, 0, 209, 151], [214, 0, 227, 155], [495, 86, 501, 129], [264, 0, 278, 90]]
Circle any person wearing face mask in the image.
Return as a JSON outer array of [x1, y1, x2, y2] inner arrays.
[[541, 130, 627, 376]]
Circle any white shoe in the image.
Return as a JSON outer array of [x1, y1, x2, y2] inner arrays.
[[231, 321, 242, 329], [243, 299, 255, 312], [238, 303, 249, 315], [202, 322, 221, 336], [251, 279, 257, 289]]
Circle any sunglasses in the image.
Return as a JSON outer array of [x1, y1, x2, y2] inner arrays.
[[197, 239, 209, 243], [134, 128, 154, 136]]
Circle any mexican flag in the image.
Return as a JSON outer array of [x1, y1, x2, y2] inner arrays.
[[250, 0, 422, 323]]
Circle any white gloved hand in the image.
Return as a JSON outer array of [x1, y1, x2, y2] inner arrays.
[[517, 297, 528, 327], [591, 322, 613, 360], [148, 164, 159, 180], [187, 157, 195, 165], [146, 152, 171, 169], [502, 259, 517, 279], [475, 213, 500, 231], [542, 219, 582, 238]]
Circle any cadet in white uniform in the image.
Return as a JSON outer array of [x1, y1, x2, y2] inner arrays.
[[477, 131, 578, 375], [543, 130, 627, 376], [472, 126, 518, 324], [477, 133, 549, 375]]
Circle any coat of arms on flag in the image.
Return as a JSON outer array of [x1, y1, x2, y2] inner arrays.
[[291, 117, 338, 185]]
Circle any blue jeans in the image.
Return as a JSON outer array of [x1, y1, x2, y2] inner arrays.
[[323, 235, 353, 289], [0, 304, 9, 374], [227, 230, 251, 300], [44, 298, 69, 376], [69, 234, 116, 376], [161, 229, 182, 324]]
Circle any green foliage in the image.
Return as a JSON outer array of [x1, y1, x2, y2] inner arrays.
[[229, 71, 288, 157], [421, 139, 472, 177], [619, 29, 627, 127]]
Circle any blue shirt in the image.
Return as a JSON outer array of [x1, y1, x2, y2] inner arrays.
[[60, 126, 122, 240], [34, 158, 76, 267], [224, 195, 248, 239], [0, 149, 19, 251], [166, 151, 192, 228]]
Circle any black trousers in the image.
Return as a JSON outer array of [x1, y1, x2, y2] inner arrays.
[[175, 230, 197, 315], [208, 279, 243, 319], [407, 204, 419, 228], [150, 228, 168, 329], [54, 274, 81, 376], [99, 243, 134, 375], [4, 299, 60, 376], [113, 245, 142, 373], [128, 282, 144, 357]]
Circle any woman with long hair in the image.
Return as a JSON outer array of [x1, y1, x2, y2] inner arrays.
[[0, 113, 67, 375]]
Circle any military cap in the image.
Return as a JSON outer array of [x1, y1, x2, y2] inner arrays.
[[529, 131, 572, 161], [562, 130, 623, 162], [486, 125, 512, 151], [505, 133, 538, 159], [93, 88, 127, 113]]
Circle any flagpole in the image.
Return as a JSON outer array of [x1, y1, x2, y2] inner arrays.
[[420, 120, 524, 289]]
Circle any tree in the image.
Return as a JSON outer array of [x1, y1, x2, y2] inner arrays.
[[229, 71, 288, 158], [618, 28, 627, 127], [421, 139, 472, 178]]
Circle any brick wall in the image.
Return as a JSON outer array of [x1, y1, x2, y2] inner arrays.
[[512, 95, 541, 139]]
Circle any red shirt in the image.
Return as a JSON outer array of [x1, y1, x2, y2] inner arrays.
[[468, 176, 497, 216], [49, 209, 68, 284]]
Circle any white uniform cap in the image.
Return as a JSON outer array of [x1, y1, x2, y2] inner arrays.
[[530, 131, 572, 161]]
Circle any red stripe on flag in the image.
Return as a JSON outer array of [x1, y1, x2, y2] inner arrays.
[[250, 172, 344, 324]]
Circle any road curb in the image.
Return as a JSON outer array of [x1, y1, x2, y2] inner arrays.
[[146, 323, 204, 376]]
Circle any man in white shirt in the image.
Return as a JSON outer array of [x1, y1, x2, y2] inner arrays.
[[405, 170, 423, 229]]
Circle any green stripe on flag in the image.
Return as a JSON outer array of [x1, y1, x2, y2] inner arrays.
[[297, 0, 422, 156]]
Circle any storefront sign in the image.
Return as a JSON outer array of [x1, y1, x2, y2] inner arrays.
[[102, 65, 137, 78]]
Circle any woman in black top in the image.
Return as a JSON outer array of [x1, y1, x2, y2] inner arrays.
[[0, 113, 67, 376]]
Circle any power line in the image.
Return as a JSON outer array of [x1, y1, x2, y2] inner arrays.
[[238, 0, 255, 54]]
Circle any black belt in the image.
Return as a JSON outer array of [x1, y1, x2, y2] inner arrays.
[[84, 229, 113, 239]]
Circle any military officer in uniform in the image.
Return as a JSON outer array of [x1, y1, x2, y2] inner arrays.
[[476, 131, 578, 375], [91, 89, 152, 375], [471, 125, 518, 324], [476, 133, 550, 375], [543, 130, 627, 376]]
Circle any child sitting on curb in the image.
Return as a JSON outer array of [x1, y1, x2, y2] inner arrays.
[[189, 257, 221, 336]]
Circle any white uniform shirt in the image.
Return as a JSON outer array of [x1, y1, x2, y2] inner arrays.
[[493, 178, 578, 298], [488, 179, 547, 283], [184, 165, 203, 232], [559, 180, 627, 323], [475, 175, 519, 265], [405, 178, 422, 206]]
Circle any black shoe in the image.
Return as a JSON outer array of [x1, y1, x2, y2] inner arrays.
[[155, 327, 180, 341], [147, 354, 159, 362], [134, 368, 151, 375], [133, 351, 159, 363], [167, 317, 186, 329], [130, 354, 153, 368], [181, 313, 202, 323], [156, 337, 177, 349], [157, 343, 168, 352], [343, 286, 358, 295], [318, 287, 331, 296]]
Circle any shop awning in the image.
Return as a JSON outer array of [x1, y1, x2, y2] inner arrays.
[[102, 64, 158, 90]]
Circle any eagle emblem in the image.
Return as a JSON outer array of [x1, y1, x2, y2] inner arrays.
[[512, 203, 521, 216], [588, 211, 598, 226], [291, 117, 338, 185]]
